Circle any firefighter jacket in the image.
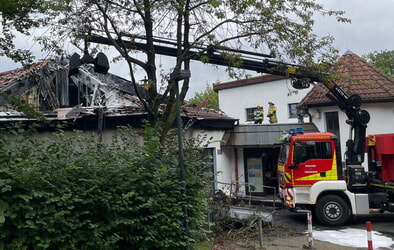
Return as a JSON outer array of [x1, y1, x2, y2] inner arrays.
[[254, 109, 264, 122], [267, 105, 277, 123]]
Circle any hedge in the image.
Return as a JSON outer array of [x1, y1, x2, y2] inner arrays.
[[0, 126, 211, 249]]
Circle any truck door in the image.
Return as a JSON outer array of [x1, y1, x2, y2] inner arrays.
[[292, 140, 337, 186]]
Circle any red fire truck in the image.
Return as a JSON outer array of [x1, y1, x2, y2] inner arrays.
[[277, 74, 394, 226]]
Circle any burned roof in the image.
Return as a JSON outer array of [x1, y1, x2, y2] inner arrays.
[[82, 66, 145, 97], [0, 59, 237, 129], [182, 103, 236, 120], [181, 103, 238, 129], [0, 59, 144, 96], [300, 51, 394, 107]]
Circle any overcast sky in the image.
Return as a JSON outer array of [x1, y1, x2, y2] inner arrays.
[[1, 0, 393, 99]]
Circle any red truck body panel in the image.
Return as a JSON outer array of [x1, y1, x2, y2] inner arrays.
[[372, 134, 394, 182]]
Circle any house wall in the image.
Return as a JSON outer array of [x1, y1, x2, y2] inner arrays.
[[185, 129, 257, 195], [216, 78, 313, 196], [186, 129, 235, 193], [216, 146, 247, 196], [218, 78, 312, 124], [21, 127, 145, 147]]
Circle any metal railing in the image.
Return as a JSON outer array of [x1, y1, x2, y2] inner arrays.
[[215, 180, 279, 211]]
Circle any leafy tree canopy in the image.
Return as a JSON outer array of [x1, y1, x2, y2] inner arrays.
[[2, 0, 349, 138], [0, 0, 68, 64], [363, 50, 394, 80], [188, 83, 219, 110]]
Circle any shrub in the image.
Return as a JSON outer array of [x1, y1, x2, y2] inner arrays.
[[0, 126, 211, 249]]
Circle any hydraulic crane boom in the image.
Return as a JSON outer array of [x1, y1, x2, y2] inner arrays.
[[88, 34, 370, 165], [285, 66, 371, 165]]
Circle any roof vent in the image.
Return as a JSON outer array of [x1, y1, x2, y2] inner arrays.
[[343, 50, 356, 56]]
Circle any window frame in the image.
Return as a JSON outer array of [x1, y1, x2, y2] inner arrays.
[[288, 103, 298, 119], [246, 107, 257, 122]]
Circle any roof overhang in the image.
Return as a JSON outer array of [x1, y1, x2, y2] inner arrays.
[[222, 123, 320, 147]]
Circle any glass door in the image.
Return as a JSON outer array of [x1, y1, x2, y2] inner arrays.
[[247, 157, 264, 193]]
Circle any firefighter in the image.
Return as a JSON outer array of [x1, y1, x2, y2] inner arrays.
[[254, 104, 264, 124], [267, 101, 278, 123]]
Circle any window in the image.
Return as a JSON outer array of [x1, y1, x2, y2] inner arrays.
[[288, 103, 298, 118], [297, 141, 332, 162], [246, 107, 257, 122], [325, 111, 340, 138], [203, 148, 216, 195], [278, 144, 289, 163]]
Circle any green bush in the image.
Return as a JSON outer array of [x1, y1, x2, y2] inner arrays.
[[0, 126, 211, 249]]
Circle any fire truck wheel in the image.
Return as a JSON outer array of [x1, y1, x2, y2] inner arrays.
[[315, 195, 350, 226]]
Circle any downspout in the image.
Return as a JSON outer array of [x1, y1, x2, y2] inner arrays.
[[234, 147, 239, 193], [97, 107, 104, 142]]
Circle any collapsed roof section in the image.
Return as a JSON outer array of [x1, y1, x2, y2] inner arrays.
[[0, 59, 237, 130]]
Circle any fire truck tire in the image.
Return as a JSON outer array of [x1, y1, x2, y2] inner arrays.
[[315, 195, 350, 226]]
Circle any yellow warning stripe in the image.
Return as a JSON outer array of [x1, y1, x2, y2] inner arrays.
[[284, 172, 292, 184], [294, 135, 332, 140], [369, 183, 394, 189]]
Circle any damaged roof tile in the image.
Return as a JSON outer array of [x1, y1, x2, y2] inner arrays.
[[0, 59, 52, 88], [182, 103, 235, 120]]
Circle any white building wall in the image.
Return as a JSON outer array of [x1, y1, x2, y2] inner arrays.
[[217, 147, 247, 196], [216, 147, 236, 194], [218, 78, 312, 124], [186, 129, 237, 193], [186, 128, 256, 195], [363, 102, 394, 135]]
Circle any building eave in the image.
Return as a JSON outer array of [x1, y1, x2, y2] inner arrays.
[[213, 74, 287, 92]]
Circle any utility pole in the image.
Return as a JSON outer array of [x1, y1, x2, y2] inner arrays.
[[170, 69, 191, 250]]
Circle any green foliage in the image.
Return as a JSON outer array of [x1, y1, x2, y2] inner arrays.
[[0, 93, 46, 122], [0, 0, 70, 64], [188, 84, 219, 110], [0, 126, 212, 249], [0, 0, 41, 64], [3, 0, 348, 138], [363, 50, 394, 80]]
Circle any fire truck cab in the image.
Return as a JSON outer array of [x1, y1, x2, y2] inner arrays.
[[278, 128, 394, 226]]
